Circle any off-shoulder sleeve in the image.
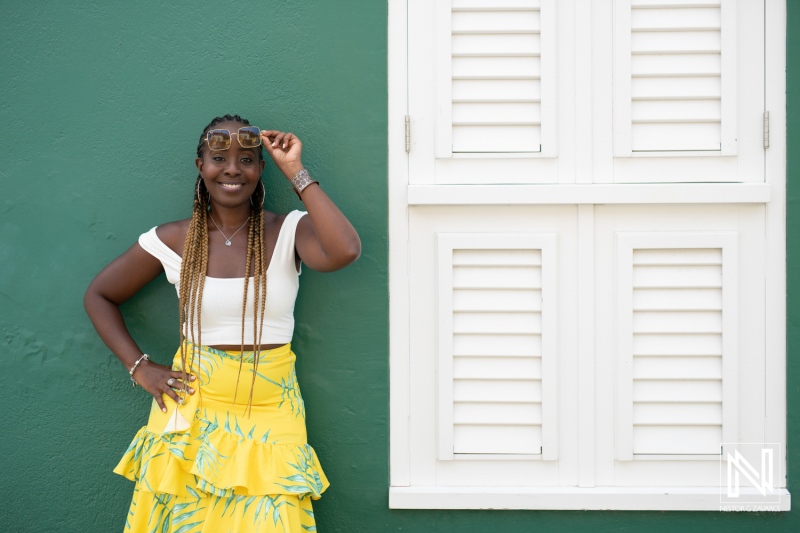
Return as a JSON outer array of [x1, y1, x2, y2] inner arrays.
[[138, 227, 182, 285]]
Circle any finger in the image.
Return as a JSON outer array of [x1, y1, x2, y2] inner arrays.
[[261, 130, 282, 145], [282, 133, 294, 149], [154, 393, 168, 413], [170, 371, 196, 392], [166, 375, 195, 394], [272, 132, 286, 148], [157, 381, 183, 405]]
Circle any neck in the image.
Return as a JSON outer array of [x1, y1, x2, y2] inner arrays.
[[208, 203, 251, 228]]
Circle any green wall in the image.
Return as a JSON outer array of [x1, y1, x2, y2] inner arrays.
[[0, 1, 798, 532]]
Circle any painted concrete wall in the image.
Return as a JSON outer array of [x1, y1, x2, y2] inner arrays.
[[0, 1, 798, 532]]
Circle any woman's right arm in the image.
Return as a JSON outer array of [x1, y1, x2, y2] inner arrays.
[[84, 242, 193, 412]]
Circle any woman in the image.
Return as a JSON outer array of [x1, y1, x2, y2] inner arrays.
[[84, 114, 360, 532]]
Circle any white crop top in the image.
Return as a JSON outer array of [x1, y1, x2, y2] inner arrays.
[[138, 210, 307, 346]]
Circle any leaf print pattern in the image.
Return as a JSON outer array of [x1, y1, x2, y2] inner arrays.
[[277, 447, 325, 497], [114, 343, 325, 532], [251, 367, 306, 418]]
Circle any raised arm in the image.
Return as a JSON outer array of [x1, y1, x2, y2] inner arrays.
[[84, 240, 194, 411], [261, 130, 361, 272]]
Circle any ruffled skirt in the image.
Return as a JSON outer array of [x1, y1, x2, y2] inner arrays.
[[114, 344, 328, 532]]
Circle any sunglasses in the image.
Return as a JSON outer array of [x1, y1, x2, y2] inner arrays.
[[204, 126, 262, 151]]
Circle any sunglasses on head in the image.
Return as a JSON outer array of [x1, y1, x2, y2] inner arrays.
[[204, 126, 262, 151]]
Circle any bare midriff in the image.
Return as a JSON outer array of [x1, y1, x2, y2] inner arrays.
[[210, 343, 286, 352]]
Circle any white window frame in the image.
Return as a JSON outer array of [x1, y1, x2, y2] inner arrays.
[[388, 0, 788, 511]]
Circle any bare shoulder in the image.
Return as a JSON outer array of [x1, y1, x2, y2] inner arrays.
[[154, 219, 191, 256]]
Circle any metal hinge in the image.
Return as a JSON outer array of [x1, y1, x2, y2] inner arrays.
[[405, 115, 411, 153], [764, 111, 770, 149]]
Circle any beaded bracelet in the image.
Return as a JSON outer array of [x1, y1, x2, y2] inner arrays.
[[129, 353, 149, 387]]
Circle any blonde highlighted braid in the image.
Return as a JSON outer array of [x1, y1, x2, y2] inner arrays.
[[178, 115, 268, 414]]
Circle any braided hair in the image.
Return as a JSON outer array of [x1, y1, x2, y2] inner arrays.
[[179, 114, 268, 413]]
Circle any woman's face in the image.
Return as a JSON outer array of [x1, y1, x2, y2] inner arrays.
[[196, 120, 265, 210]]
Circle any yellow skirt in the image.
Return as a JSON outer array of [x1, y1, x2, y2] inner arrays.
[[114, 344, 329, 533]]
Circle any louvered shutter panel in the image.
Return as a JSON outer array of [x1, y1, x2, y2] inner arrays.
[[436, 0, 555, 156], [616, 233, 738, 459], [437, 233, 557, 459], [613, 0, 736, 154]]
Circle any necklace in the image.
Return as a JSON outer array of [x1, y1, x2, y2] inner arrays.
[[209, 214, 250, 246]]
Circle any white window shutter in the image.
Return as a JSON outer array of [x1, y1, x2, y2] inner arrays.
[[613, 0, 736, 155], [436, 0, 556, 156], [615, 233, 738, 460], [437, 233, 557, 460]]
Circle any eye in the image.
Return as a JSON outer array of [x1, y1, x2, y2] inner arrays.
[[240, 157, 254, 164], [212, 155, 225, 162]]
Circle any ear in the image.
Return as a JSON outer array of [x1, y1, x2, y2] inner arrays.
[[259, 158, 265, 173], [196, 156, 204, 173]]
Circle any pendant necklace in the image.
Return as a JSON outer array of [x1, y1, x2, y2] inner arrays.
[[209, 214, 250, 246]]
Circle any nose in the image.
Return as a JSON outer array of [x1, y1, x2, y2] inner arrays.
[[223, 157, 242, 176]]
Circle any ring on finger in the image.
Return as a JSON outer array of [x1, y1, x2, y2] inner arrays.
[[167, 378, 176, 387]]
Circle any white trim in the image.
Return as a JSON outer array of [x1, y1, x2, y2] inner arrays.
[[577, 205, 596, 485], [434, 0, 452, 159], [539, 0, 557, 157], [389, 486, 791, 510], [764, 0, 787, 478], [407, 183, 770, 205], [719, 0, 738, 155], [388, 0, 411, 487], [612, 0, 632, 157]]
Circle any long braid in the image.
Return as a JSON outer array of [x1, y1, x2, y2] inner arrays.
[[181, 114, 268, 414], [248, 195, 268, 414]]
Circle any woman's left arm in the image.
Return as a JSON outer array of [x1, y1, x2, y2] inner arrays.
[[262, 129, 361, 272]]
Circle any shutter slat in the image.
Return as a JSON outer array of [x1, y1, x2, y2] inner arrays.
[[454, 248, 542, 266], [453, 56, 542, 77], [454, 0, 541, 9], [453, 102, 542, 123], [454, 425, 541, 454], [633, 355, 722, 379], [634, 333, 721, 356], [453, 311, 542, 334], [633, 402, 721, 424], [634, 288, 721, 310], [454, 333, 541, 357], [453, 10, 540, 33], [454, 356, 541, 380], [633, 379, 722, 401], [632, 53, 720, 75], [453, 264, 542, 288], [453, 33, 540, 54], [455, 289, 542, 311], [453, 79, 541, 100], [633, 426, 721, 455], [632, 7, 720, 29], [633, 248, 722, 264], [633, 264, 721, 287], [454, 379, 542, 403], [454, 402, 541, 425], [633, 310, 721, 333]]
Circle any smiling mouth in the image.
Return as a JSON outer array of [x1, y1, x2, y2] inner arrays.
[[219, 183, 244, 191]]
